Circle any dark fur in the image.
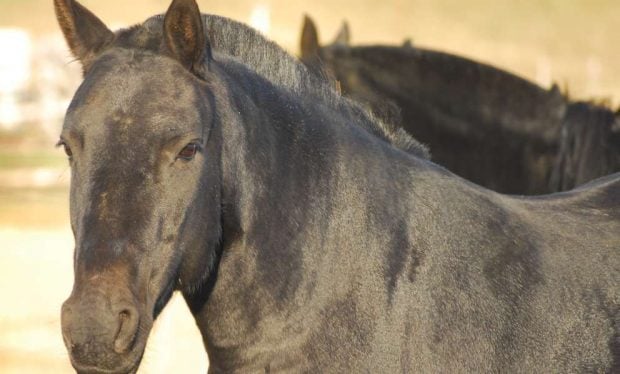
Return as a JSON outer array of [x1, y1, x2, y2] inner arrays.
[[128, 13, 429, 160], [56, 1, 619, 373], [300, 17, 620, 194], [550, 101, 620, 191]]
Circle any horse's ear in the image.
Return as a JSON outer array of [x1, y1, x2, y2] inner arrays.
[[163, 0, 210, 75], [53, 0, 114, 70], [332, 21, 350, 47], [300, 15, 320, 59]]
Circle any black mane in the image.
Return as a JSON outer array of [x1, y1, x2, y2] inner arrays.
[[115, 14, 429, 159], [550, 101, 620, 190]]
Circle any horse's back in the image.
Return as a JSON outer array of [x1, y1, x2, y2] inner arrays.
[[504, 172, 619, 290], [513, 171, 620, 225], [493, 173, 620, 372], [393, 171, 620, 372]]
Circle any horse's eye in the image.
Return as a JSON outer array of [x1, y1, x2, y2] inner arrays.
[[57, 141, 72, 158], [63, 144, 73, 158], [177, 143, 199, 160]]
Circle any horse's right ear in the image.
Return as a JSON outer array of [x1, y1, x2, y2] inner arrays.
[[53, 0, 114, 71], [300, 15, 320, 59], [163, 0, 210, 76]]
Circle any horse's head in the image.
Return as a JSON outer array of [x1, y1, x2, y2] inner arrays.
[[55, 0, 220, 372]]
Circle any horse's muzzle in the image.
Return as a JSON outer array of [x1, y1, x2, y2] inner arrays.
[[61, 285, 142, 373]]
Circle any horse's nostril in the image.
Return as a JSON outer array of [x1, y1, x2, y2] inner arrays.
[[113, 307, 140, 354]]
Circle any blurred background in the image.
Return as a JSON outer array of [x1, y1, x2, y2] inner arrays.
[[1, 0, 619, 372]]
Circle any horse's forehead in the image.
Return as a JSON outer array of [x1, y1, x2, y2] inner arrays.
[[66, 50, 201, 135], [87, 52, 196, 105]]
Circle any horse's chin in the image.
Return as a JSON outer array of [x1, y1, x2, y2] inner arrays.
[[73, 363, 139, 374], [71, 351, 144, 374]]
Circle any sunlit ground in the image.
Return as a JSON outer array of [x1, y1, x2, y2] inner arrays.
[[1, 0, 620, 373]]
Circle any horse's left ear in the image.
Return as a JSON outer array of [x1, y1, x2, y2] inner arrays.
[[163, 0, 211, 75], [300, 15, 320, 60], [53, 0, 114, 71], [332, 21, 350, 47]]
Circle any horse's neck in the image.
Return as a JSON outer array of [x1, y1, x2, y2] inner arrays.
[[198, 65, 437, 365], [346, 47, 565, 142], [217, 66, 368, 235]]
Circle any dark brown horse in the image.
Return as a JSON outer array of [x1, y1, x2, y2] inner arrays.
[[300, 17, 620, 194], [55, 1, 619, 372]]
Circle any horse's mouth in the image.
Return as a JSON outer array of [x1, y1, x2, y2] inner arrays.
[[72, 356, 142, 374]]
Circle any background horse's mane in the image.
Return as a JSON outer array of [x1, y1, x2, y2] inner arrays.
[[550, 101, 620, 190], [126, 14, 429, 158]]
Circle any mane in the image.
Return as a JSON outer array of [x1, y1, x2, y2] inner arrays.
[[126, 14, 429, 159], [338, 45, 568, 136], [549, 101, 620, 190]]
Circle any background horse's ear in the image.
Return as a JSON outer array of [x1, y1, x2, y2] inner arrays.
[[300, 15, 320, 59], [331, 21, 350, 47], [53, 0, 114, 71], [163, 0, 210, 75]]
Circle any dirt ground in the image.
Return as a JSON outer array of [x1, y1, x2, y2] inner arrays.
[[1, 0, 620, 373]]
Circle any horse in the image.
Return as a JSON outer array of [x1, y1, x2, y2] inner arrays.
[[550, 102, 620, 191], [55, 0, 619, 372], [300, 16, 620, 195]]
